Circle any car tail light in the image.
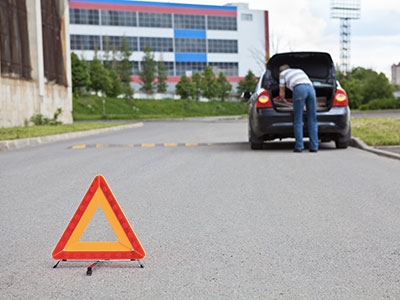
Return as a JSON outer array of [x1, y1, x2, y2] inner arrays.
[[256, 90, 272, 108], [332, 89, 348, 107]]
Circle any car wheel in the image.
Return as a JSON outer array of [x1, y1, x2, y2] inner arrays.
[[251, 142, 263, 150], [335, 126, 351, 149], [249, 125, 264, 150]]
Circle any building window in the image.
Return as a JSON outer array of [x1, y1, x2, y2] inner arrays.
[[101, 10, 136, 26], [69, 8, 99, 25], [241, 13, 253, 21], [138, 12, 172, 28], [103, 36, 138, 51], [139, 37, 173, 52], [207, 16, 237, 31], [70, 35, 101, 50], [42, 0, 66, 84], [208, 39, 238, 53], [175, 38, 206, 53], [174, 14, 206, 30], [139, 61, 174, 76], [209, 62, 238, 76], [0, 0, 31, 79], [158, 61, 175, 76], [175, 62, 206, 76], [131, 61, 140, 75]]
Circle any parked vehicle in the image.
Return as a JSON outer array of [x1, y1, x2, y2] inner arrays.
[[244, 52, 351, 150]]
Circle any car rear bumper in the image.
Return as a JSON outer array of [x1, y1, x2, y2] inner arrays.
[[250, 106, 350, 140]]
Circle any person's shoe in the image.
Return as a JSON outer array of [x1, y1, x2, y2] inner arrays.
[[293, 148, 303, 153], [309, 149, 318, 153]]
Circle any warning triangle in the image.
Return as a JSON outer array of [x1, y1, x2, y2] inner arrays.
[[52, 175, 145, 260]]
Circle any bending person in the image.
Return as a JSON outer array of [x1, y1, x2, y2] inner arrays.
[[279, 64, 318, 152]]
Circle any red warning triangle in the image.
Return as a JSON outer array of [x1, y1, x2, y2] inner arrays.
[[52, 175, 145, 260]]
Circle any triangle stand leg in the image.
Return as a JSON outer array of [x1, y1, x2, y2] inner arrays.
[[134, 259, 144, 268], [53, 260, 66, 268], [87, 261, 100, 276], [53, 259, 144, 275]]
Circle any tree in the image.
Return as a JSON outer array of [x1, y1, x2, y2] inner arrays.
[[237, 70, 257, 98], [100, 39, 124, 98], [71, 52, 90, 93], [111, 45, 119, 72], [192, 72, 202, 101], [119, 36, 134, 99], [89, 57, 112, 95], [200, 66, 218, 100], [156, 55, 167, 93], [338, 67, 394, 109], [139, 45, 156, 93], [176, 75, 195, 99], [106, 69, 123, 97], [216, 72, 232, 102], [102, 36, 111, 70]]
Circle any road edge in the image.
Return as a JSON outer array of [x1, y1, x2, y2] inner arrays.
[[350, 137, 400, 160], [74, 115, 247, 123], [0, 122, 144, 152]]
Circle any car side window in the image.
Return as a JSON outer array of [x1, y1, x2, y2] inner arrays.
[[255, 77, 261, 90], [261, 71, 274, 90]]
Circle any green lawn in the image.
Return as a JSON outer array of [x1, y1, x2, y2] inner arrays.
[[351, 117, 400, 146], [0, 123, 128, 141], [73, 95, 247, 120]]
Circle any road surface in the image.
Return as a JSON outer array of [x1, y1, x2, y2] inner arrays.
[[1, 119, 399, 299]]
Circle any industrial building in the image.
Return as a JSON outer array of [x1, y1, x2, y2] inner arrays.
[[0, 0, 72, 128], [392, 63, 400, 86], [68, 0, 270, 92]]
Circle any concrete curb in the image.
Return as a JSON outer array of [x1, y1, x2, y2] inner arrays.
[[143, 115, 247, 122], [74, 115, 247, 123], [0, 122, 144, 152], [350, 137, 400, 160]]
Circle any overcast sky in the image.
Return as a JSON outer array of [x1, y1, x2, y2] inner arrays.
[[146, 0, 400, 79]]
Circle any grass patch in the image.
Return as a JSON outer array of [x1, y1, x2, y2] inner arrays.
[[73, 94, 247, 120], [0, 123, 129, 141], [351, 117, 400, 146]]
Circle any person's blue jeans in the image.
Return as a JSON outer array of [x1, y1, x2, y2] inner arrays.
[[292, 84, 318, 150]]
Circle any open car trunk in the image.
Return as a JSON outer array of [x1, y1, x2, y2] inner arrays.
[[263, 52, 337, 112]]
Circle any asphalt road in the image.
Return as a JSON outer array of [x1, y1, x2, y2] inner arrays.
[[1, 119, 399, 300]]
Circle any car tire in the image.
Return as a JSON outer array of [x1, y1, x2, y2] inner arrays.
[[250, 142, 263, 150], [249, 124, 264, 150], [335, 126, 351, 149]]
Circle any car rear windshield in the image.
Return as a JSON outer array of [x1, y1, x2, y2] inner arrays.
[[268, 53, 333, 81]]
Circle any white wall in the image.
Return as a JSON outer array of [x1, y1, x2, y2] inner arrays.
[[70, 24, 174, 38], [236, 8, 266, 77]]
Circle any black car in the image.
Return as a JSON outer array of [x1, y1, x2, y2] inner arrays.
[[245, 52, 351, 150]]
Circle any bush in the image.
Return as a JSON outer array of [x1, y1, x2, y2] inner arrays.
[[30, 108, 63, 125], [359, 98, 400, 110], [30, 114, 47, 126], [176, 75, 195, 100], [338, 67, 393, 109]]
